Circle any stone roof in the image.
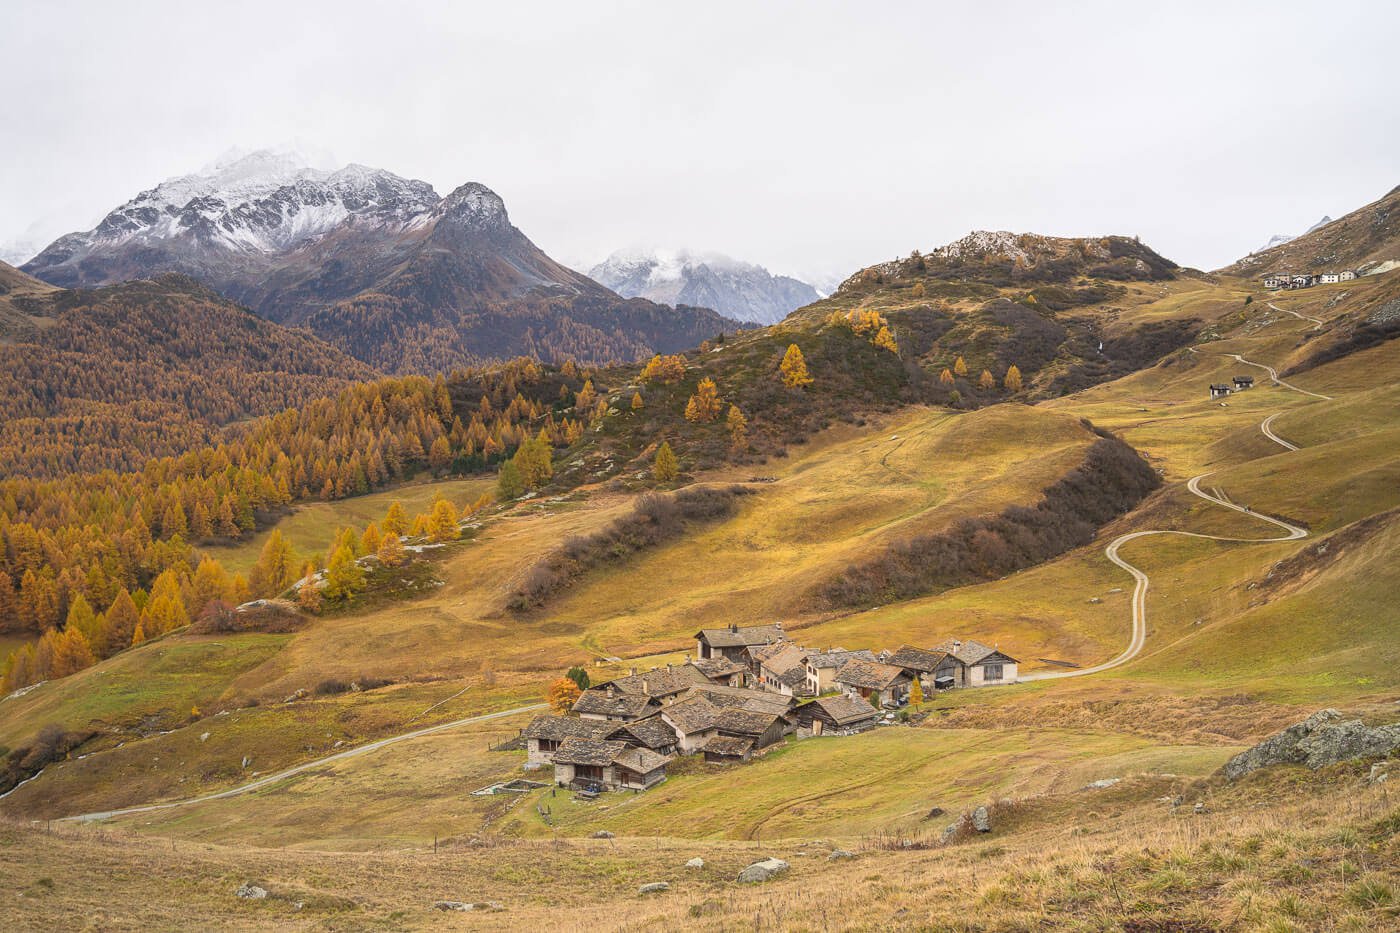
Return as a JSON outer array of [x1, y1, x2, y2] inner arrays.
[[614, 745, 672, 774], [609, 716, 677, 750], [748, 641, 796, 667], [552, 737, 629, 767], [600, 665, 706, 698], [521, 716, 613, 742], [701, 735, 755, 758], [661, 695, 722, 734], [834, 658, 909, 690], [886, 645, 950, 673], [806, 648, 876, 670], [689, 685, 794, 715], [714, 708, 781, 736], [695, 623, 786, 649], [759, 643, 809, 676], [934, 638, 1018, 665], [572, 690, 657, 719], [688, 657, 746, 680], [806, 694, 879, 726]]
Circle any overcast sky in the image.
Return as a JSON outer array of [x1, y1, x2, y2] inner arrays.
[[3, 0, 1397, 280]]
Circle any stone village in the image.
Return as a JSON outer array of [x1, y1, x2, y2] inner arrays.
[[516, 623, 1019, 794]]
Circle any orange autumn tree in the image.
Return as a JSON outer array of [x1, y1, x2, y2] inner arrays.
[[1004, 364, 1023, 393], [684, 378, 722, 422], [780, 344, 813, 388], [548, 676, 582, 714]]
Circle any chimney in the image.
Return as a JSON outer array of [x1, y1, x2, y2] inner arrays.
[[630, 667, 637, 675], [642, 676, 650, 694], [774, 621, 784, 631], [606, 683, 617, 697], [730, 623, 738, 633]]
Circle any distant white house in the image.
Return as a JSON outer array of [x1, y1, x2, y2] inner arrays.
[[1318, 270, 1357, 284]]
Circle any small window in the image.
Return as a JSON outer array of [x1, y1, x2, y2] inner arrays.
[[983, 663, 1003, 682]]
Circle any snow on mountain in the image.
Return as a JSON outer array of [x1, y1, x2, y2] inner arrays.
[[24, 149, 441, 283], [1253, 216, 1333, 255], [588, 248, 820, 325]]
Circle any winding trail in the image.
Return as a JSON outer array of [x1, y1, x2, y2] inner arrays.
[[59, 702, 546, 823], [1020, 353, 1323, 682], [1269, 301, 1324, 327]]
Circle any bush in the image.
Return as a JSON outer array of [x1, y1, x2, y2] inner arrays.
[[510, 485, 755, 610], [815, 432, 1160, 608], [314, 678, 351, 696]]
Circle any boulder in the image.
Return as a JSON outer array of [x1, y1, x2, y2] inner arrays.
[[971, 806, 991, 833], [1367, 762, 1389, 785], [1083, 778, 1121, 790], [828, 849, 856, 861], [940, 815, 967, 843], [591, 830, 614, 839], [235, 883, 268, 900], [1221, 710, 1400, 780], [737, 858, 789, 883], [685, 858, 704, 869], [638, 882, 670, 894], [433, 901, 504, 912]]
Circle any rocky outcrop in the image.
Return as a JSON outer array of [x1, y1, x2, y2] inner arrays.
[[235, 883, 268, 900], [1222, 709, 1400, 780], [737, 858, 789, 883], [638, 882, 670, 894]]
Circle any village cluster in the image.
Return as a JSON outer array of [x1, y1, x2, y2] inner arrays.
[[1261, 270, 1356, 289], [520, 623, 1019, 794]]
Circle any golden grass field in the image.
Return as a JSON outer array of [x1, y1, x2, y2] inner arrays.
[[2, 272, 1399, 928]]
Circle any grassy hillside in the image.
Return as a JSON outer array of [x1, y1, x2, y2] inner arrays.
[[3, 265, 1399, 930]]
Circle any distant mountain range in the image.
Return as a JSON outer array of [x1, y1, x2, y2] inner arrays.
[[1222, 185, 1400, 277], [21, 150, 741, 372], [588, 249, 819, 325]]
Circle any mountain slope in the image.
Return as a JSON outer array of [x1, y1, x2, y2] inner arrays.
[[22, 151, 740, 372], [589, 248, 817, 324], [0, 273, 376, 476], [1222, 184, 1400, 276], [0, 260, 59, 343]]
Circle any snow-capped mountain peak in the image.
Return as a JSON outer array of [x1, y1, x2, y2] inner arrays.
[[50, 149, 440, 258], [589, 248, 820, 324]]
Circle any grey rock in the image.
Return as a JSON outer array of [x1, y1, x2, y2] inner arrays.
[[638, 882, 670, 894], [1222, 709, 1400, 780], [971, 806, 991, 833], [1084, 778, 1121, 790], [1088, 597, 1102, 604], [940, 815, 967, 843], [240, 756, 252, 769], [434, 901, 504, 912], [685, 857, 704, 869], [591, 830, 614, 839], [1367, 762, 1389, 785], [1193, 802, 1207, 814], [235, 883, 268, 900], [737, 857, 789, 883], [828, 849, 856, 861], [199, 732, 210, 742]]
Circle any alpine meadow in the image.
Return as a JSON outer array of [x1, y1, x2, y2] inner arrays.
[[2, 3, 1398, 931]]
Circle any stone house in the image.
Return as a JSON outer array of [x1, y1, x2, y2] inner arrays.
[[1210, 383, 1233, 399], [834, 658, 912, 708], [520, 715, 614, 768], [693, 622, 786, 663], [753, 643, 813, 697], [794, 694, 880, 736], [885, 645, 958, 691], [803, 648, 876, 696], [551, 737, 671, 792], [1233, 375, 1254, 390], [934, 639, 1019, 687], [572, 687, 659, 722]]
